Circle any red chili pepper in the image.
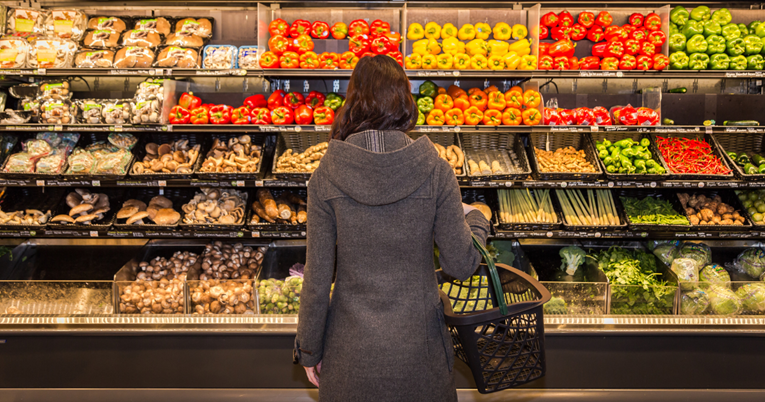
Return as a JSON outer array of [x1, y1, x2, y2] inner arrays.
[[656, 136, 732, 174]]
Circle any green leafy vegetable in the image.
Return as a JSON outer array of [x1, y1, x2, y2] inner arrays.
[[543, 296, 569, 314], [620, 196, 690, 225], [560, 246, 586, 276]]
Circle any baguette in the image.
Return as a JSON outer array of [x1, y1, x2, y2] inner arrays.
[[275, 196, 293, 220], [284, 192, 306, 206]]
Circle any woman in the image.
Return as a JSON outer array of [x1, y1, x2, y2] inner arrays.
[[294, 55, 490, 402]]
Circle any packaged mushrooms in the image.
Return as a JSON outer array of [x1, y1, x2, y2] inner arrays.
[[113, 46, 154, 68], [202, 45, 237, 69], [199, 135, 261, 173], [74, 48, 114, 68], [154, 46, 199, 68], [678, 193, 746, 226], [274, 142, 328, 174], [181, 188, 247, 226], [40, 99, 75, 124], [131, 139, 200, 174], [0, 37, 29, 68], [38, 81, 71, 100], [102, 100, 132, 124], [130, 98, 161, 123], [237, 45, 258, 69], [121, 29, 162, 48], [174, 17, 213, 38], [250, 189, 307, 225], [28, 37, 76, 68], [6, 8, 47, 36], [134, 17, 171, 36], [87, 16, 127, 32], [76, 99, 103, 123], [50, 189, 110, 225], [83, 29, 120, 48], [116, 195, 181, 226], [44, 10, 87, 41]]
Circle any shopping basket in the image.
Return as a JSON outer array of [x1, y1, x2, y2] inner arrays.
[[437, 235, 551, 393]]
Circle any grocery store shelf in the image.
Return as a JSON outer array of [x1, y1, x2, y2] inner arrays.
[[492, 229, 761, 240]]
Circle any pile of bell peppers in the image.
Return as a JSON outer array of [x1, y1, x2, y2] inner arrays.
[[544, 104, 659, 126], [415, 80, 542, 126], [261, 18, 402, 69], [405, 21, 536, 70], [168, 90, 343, 125], [669, 6, 765, 70], [540, 10, 668, 71]]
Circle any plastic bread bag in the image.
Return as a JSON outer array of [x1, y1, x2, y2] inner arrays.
[[130, 98, 161, 123], [121, 29, 162, 48], [83, 29, 120, 48], [101, 99, 132, 124], [153, 46, 199, 68], [203, 45, 236, 69], [39, 99, 74, 124], [76, 99, 103, 123], [107, 132, 137, 150], [28, 37, 76, 68], [74, 48, 114, 68], [6, 8, 47, 37], [174, 17, 213, 38], [134, 79, 164, 101], [87, 16, 128, 33], [134, 17, 171, 36], [3, 152, 35, 173], [65, 148, 95, 174], [44, 10, 87, 41], [671, 257, 700, 291], [93, 147, 131, 174], [165, 31, 205, 48], [113, 46, 154, 68], [237, 45, 258, 69], [38, 80, 72, 101], [729, 247, 765, 280], [0, 37, 30, 68]]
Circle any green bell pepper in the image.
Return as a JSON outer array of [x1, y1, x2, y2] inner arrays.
[[416, 110, 425, 125], [749, 20, 763, 34], [416, 96, 434, 114], [324, 92, 344, 111], [710, 53, 730, 69], [744, 34, 764, 55], [670, 6, 690, 27], [712, 8, 733, 25], [681, 20, 704, 37], [419, 81, 437, 98], [689, 52, 710, 70], [747, 54, 764, 70], [739, 24, 750, 36], [690, 6, 711, 22], [727, 38, 746, 56], [706, 35, 726, 54], [670, 51, 690, 70], [669, 33, 687, 52], [670, 22, 680, 36], [703, 21, 722, 37], [686, 34, 708, 53], [730, 55, 748, 70], [756, 23, 765, 38], [722, 23, 741, 40]]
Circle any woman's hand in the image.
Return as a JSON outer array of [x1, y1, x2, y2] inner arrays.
[[304, 361, 322, 387]]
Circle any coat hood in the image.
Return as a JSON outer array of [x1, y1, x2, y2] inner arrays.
[[321, 134, 439, 206]]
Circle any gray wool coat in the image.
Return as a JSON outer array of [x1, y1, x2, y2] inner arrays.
[[295, 130, 490, 402]]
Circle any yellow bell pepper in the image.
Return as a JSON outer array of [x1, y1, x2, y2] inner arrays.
[[436, 53, 453, 69], [503, 51, 521, 70], [441, 23, 458, 39], [508, 38, 531, 53], [424, 22, 441, 40], [454, 53, 471, 69], [421, 54, 437, 69], [458, 24, 476, 40], [405, 53, 422, 69], [488, 55, 505, 70], [407, 23, 425, 40], [470, 54, 488, 70], [466, 39, 488, 56], [426, 39, 441, 55], [488, 40, 509, 57], [441, 37, 465, 56], [518, 55, 537, 70], [511, 24, 528, 40], [493, 22, 512, 40], [475, 22, 491, 40], [413, 39, 440, 55]]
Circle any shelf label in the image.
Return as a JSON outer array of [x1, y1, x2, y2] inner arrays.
[[579, 71, 619, 78], [89, 231, 98, 237], [91, 180, 100, 186], [314, 125, 331, 131], [232, 180, 245, 187], [35, 180, 44, 186], [251, 231, 260, 238], [157, 180, 167, 187], [416, 70, 451, 77], [255, 180, 264, 187]]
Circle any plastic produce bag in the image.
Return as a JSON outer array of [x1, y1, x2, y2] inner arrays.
[[238, 46, 258, 69], [6, 8, 47, 37], [671, 258, 699, 291], [730, 247, 765, 279], [101, 100, 131, 124], [113, 46, 154, 68], [65, 149, 95, 174], [707, 285, 742, 315], [38, 81, 72, 101], [0, 110, 32, 124], [39, 99, 74, 124], [130, 99, 161, 123], [0, 37, 30, 68], [736, 283, 765, 313], [135, 79, 164, 101], [44, 10, 87, 41], [107, 132, 137, 150], [677, 243, 712, 268], [680, 289, 709, 315], [203, 45, 237, 69], [699, 264, 731, 289], [652, 241, 679, 267], [154, 46, 199, 68], [3, 152, 34, 172]]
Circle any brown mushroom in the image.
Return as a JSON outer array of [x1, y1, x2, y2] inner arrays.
[[65, 193, 83, 208], [158, 143, 172, 155], [152, 208, 180, 225], [69, 204, 94, 216], [123, 199, 147, 211], [149, 195, 173, 209], [145, 142, 159, 155], [117, 206, 138, 219], [75, 213, 99, 223], [127, 211, 150, 225], [51, 214, 75, 223]]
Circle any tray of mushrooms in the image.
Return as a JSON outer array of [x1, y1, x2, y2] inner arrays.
[[196, 135, 262, 179], [249, 188, 307, 231], [130, 137, 201, 178], [113, 191, 185, 229], [0, 187, 63, 230], [48, 188, 114, 229], [180, 188, 248, 229], [272, 138, 329, 180]]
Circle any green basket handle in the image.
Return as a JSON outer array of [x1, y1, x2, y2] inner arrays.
[[472, 234, 508, 316]]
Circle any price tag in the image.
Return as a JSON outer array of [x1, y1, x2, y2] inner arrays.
[[36, 180, 44, 186], [294, 125, 302, 132], [452, 71, 460, 77], [333, 80, 339, 92], [234, 180, 245, 187], [560, 182, 568, 188], [504, 182, 513, 187], [705, 125, 713, 134], [251, 231, 260, 238], [303, 80, 309, 92], [89, 231, 99, 237], [607, 182, 614, 188], [454, 79, 460, 87], [54, 125, 62, 131], [90, 180, 101, 186], [36, 68, 46, 75], [591, 126, 599, 132], [546, 232, 554, 238], [165, 125, 172, 132], [113, 125, 123, 132], [158, 180, 166, 187], [650, 182, 657, 188], [284, 80, 290, 92], [698, 182, 705, 188], [616, 71, 624, 77], [255, 180, 264, 187]]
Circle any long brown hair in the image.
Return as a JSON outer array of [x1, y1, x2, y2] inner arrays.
[[331, 55, 417, 141]]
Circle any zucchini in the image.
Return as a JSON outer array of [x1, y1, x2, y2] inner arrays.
[[662, 118, 674, 125], [669, 87, 687, 93], [724, 120, 760, 126]]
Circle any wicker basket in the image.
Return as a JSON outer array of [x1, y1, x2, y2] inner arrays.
[[460, 132, 532, 181], [713, 132, 765, 181], [129, 133, 207, 180], [651, 133, 734, 180], [409, 132, 466, 177], [47, 187, 126, 230], [193, 133, 265, 180], [528, 132, 603, 181], [675, 190, 752, 230], [588, 132, 671, 180], [271, 132, 330, 181], [556, 188, 629, 231]]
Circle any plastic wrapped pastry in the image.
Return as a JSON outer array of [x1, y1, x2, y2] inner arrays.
[[87, 16, 127, 33], [121, 29, 161, 48], [6, 8, 47, 36], [83, 29, 120, 48], [134, 17, 170, 36], [203, 45, 236, 69], [44, 10, 87, 41], [113, 46, 154, 68], [74, 48, 114, 68], [154, 46, 199, 68], [0, 37, 29, 68], [174, 17, 213, 38], [28, 37, 76, 68]]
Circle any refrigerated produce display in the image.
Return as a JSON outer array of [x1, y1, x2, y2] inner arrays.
[[4, 1, 765, 400]]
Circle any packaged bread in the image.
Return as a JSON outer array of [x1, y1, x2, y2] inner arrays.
[[28, 37, 76, 68], [83, 30, 120, 48], [165, 31, 204, 48], [203, 45, 237, 69], [134, 17, 170, 36], [6, 8, 47, 36], [87, 16, 127, 33], [0, 37, 29, 68], [74, 48, 114, 68], [154, 46, 199, 68], [113, 46, 154, 68], [174, 17, 213, 38], [44, 10, 87, 41], [121, 29, 161, 48], [237, 46, 258, 69]]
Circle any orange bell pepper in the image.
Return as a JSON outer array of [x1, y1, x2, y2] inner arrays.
[[438, 87, 447, 95], [426, 109, 445, 125], [504, 88, 523, 108], [487, 91, 506, 111], [502, 108, 523, 125], [434, 94, 454, 112], [469, 90, 488, 111], [522, 89, 541, 109], [509, 85, 523, 93], [445, 108, 465, 125], [483, 109, 502, 125], [454, 95, 470, 111], [485, 85, 499, 93], [468, 87, 481, 95], [522, 108, 542, 125], [447, 85, 466, 99], [464, 106, 484, 125]]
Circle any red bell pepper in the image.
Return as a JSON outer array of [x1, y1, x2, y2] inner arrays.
[[569, 24, 587, 41], [629, 13, 644, 27], [604, 26, 625, 42], [578, 12, 595, 29], [190, 106, 208, 124], [232, 106, 250, 124], [600, 57, 618, 70], [592, 106, 612, 125], [331, 22, 348, 39], [575, 107, 595, 125], [644, 13, 661, 32], [313, 106, 335, 125], [370, 19, 390, 38], [387, 50, 403, 67], [539, 25, 549, 40], [294, 104, 314, 125], [200, 104, 214, 114], [383, 32, 401, 47], [630, 28, 647, 42], [244, 94, 267, 110], [551, 26, 572, 41], [209, 105, 232, 124], [538, 43, 551, 57], [269, 18, 289, 37], [624, 39, 640, 55], [553, 56, 571, 70], [605, 40, 625, 58], [319, 52, 339, 69], [617, 105, 638, 126], [648, 30, 666, 47], [371, 36, 392, 54], [250, 108, 271, 125], [543, 108, 562, 125], [339, 51, 359, 69], [619, 54, 636, 70], [558, 11, 574, 27], [595, 11, 613, 28], [637, 107, 659, 126], [178, 92, 201, 110], [541, 12, 559, 28], [636, 55, 653, 71], [621, 24, 636, 37], [579, 56, 600, 70], [169, 105, 190, 124], [349, 19, 370, 36], [292, 34, 314, 54], [289, 19, 311, 38], [653, 54, 669, 71], [548, 38, 576, 58], [268, 90, 286, 109], [569, 56, 580, 70], [268, 35, 291, 55], [305, 91, 326, 109], [311, 21, 330, 40], [587, 26, 605, 43], [279, 51, 300, 68], [299, 51, 319, 69], [538, 55, 554, 70], [259, 51, 279, 68], [284, 92, 305, 109], [271, 106, 294, 125], [592, 42, 607, 57], [348, 34, 370, 57], [360, 51, 375, 58], [639, 41, 656, 57], [558, 109, 577, 125]]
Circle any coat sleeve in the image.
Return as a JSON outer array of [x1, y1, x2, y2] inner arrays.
[[434, 163, 490, 281], [295, 177, 337, 367]]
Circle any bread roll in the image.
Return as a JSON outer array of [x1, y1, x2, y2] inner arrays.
[[83, 30, 120, 48], [165, 32, 204, 48], [75, 49, 115, 68], [134, 17, 171, 35], [155, 46, 199, 68], [121, 29, 161, 48], [175, 18, 213, 38], [87, 17, 127, 32], [113, 46, 155, 68]]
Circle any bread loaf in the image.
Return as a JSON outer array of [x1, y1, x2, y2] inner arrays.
[[83, 30, 120, 48], [121, 29, 162, 48], [134, 17, 171, 35], [175, 18, 213, 38], [155, 46, 199, 68], [87, 16, 127, 32]]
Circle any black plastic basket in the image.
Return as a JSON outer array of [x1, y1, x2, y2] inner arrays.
[[129, 133, 206, 180], [61, 132, 136, 181], [556, 188, 629, 231], [409, 132, 466, 178], [528, 132, 603, 181], [194, 133, 265, 180], [271, 132, 330, 181], [460, 132, 532, 181], [615, 189, 693, 231], [247, 188, 307, 232], [0, 132, 73, 180], [494, 188, 563, 231], [675, 190, 753, 230], [437, 262, 550, 393], [47, 187, 126, 230], [713, 132, 765, 181], [651, 133, 735, 181], [0, 187, 66, 230], [177, 188, 250, 231], [588, 132, 671, 181], [113, 188, 195, 230]]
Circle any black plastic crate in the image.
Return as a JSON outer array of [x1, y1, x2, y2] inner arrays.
[[675, 190, 753, 230], [409, 132, 466, 178], [588, 132, 671, 181], [47, 188, 126, 231], [528, 132, 603, 181], [651, 133, 734, 181], [112, 188, 196, 230], [713, 132, 765, 181], [615, 189, 693, 232], [0, 132, 75, 180], [460, 132, 531, 181], [129, 133, 206, 180], [177, 188, 250, 230], [556, 188, 628, 231], [271, 132, 330, 181], [247, 188, 307, 232], [494, 188, 563, 231], [61, 132, 136, 181], [194, 133, 265, 180], [0, 187, 66, 230]]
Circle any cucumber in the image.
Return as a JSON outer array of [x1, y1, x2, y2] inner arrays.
[[669, 87, 687, 93], [724, 120, 760, 126], [662, 118, 674, 125]]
